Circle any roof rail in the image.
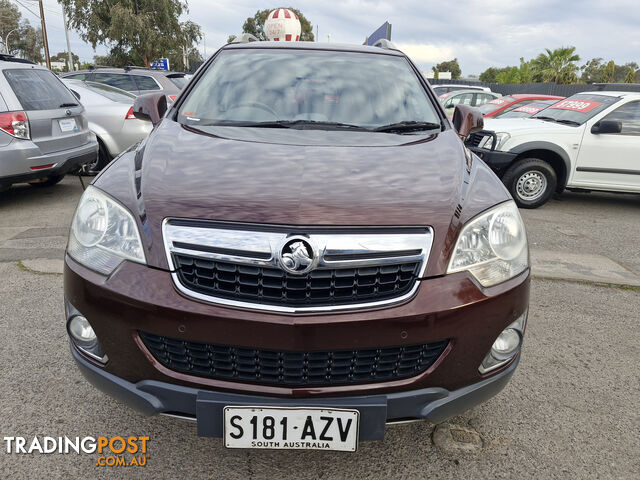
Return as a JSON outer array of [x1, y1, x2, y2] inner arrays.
[[231, 33, 259, 43], [87, 64, 112, 71], [0, 54, 36, 65], [372, 39, 397, 50], [124, 65, 150, 71]]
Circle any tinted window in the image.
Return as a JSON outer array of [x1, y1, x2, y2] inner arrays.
[[179, 49, 440, 129], [3, 68, 78, 110], [533, 94, 618, 125], [600, 101, 640, 135], [475, 94, 504, 109], [64, 73, 86, 80], [93, 73, 137, 91], [134, 75, 161, 91]]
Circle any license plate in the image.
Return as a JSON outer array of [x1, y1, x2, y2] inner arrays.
[[223, 406, 359, 451], [58, 118, 78, 132]]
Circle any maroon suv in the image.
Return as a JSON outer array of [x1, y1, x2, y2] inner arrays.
[[64, 41, 529, 451]]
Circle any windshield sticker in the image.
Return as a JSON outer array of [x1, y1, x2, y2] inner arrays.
[[513, 105, 544, 114], [439, 93, 452, 98], [488, 98, 508, 105], [550, 100, 603, 113]]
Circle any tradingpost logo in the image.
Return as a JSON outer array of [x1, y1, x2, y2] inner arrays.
[[3, 435, 150, 468]]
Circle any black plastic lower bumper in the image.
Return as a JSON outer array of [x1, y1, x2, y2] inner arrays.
[[469, 147, 517, 173], [71, 344, 519, 440]]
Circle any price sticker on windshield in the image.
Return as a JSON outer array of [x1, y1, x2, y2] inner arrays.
[[513, 105, 544, 114], [550, 100, 602, 113], [488, 98, 508, 105]]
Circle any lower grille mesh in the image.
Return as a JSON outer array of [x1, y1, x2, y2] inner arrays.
[[139, 331, 448, 387]]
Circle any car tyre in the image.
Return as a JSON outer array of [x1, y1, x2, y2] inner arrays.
[[502, 158, 557, 209], [86, 140, 111, 175], [29, 175, 65, 188]]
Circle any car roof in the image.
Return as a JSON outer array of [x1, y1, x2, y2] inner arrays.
[[443, 89, 495, 95], [574, 91, 640, 98], [0, 59, 47, 70], [62, 67, 185, 76], [509, 94, 564, 100], [223, 41, 405, 57]]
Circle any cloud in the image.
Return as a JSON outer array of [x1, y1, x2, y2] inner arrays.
[[394, 44, 454, 66]]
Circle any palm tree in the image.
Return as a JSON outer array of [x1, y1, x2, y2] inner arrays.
[[532, 47, 581, 84]]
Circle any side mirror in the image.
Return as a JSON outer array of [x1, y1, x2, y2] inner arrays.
[[452, 104, 484, 138], [133, 92, 168, 126], [591, 120, 622, 134]]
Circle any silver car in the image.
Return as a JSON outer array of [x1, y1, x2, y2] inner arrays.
[[439, 89, 502, 118], [0, 55, 97, 191], [62, 80, 152, 172]]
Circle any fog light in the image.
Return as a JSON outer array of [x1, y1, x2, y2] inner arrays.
[[68, 315, 97, 343], [479, 311, 527, 374], [492, 328, 520, 357]]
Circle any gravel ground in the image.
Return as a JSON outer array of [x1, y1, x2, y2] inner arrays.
[[0, 178, 638, 479]]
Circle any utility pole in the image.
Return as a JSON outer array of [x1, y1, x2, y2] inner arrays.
[[38, 0, 51, 69], [62, 7, 74, 71]]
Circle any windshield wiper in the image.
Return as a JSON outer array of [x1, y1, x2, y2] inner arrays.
[[534, 116, 556, 122], [59, 102, 79, 107], [202, 120, 368, 131], [555, 119, 581, 126], [373, 121, 441, 133]]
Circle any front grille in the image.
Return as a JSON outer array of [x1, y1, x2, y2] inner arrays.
[[139, 331, 449, 387], [174, 254, 420, 308]]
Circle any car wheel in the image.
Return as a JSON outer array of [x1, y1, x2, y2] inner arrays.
[[29, 175, 65, 188], [502, 158, 557, 209], [85, 140, 111, 175]]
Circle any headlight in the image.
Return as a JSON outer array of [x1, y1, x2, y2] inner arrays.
[[447, 201, 528, 287], [67, 186, 145, 275], [479, 132, 510, 150]]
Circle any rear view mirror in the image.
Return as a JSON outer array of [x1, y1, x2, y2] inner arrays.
[[133, 92, 168, 126], [452, 104, 484, 138], [591, 120, 622, 134]]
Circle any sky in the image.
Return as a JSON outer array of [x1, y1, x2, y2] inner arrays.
[[13, 0, 640, 76]]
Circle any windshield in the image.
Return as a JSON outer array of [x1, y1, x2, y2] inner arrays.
[[178, 49, 440, 130], [532, 94, 619, 125], [497, 100, 558, 119], [477, 96, 514, 114]]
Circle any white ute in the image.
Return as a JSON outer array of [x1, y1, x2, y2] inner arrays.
[[466, 91, 640, 208]]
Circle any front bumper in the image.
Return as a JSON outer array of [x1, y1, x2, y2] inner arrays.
[[468, 146, 517, 174], [71, 344, 520, 440]]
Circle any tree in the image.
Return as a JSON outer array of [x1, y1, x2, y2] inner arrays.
[[581, 58, 605, 83], [433, 59, 461, 80], [0, 0, 43, 62], [518, 57, 533, 83], [235, 8, 314, 42], [59, 0, 202, 67], [531, 46, 581, 84], [479, 67, 501, 83], [624, 69, 636, 83], [602, 60, 615, 83]]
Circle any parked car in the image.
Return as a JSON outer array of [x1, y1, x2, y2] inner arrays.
[[476, 94, 564, 118], [466, 92, 640, 208], [494, 99, 561, 119], [60, 66, 188, 103], [432, 84, 492, 96], [64, 41, 530, 450], [439, 89, 501, 117], [62, 79, 152, 172], [0, 55, 97, 191]]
